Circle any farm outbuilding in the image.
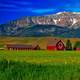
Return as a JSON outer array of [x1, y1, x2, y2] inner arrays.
[[47, 40, 65, 51], [56, 40, 65, 50], [6, 44, 40, 50], [47, 45, 56, 50]]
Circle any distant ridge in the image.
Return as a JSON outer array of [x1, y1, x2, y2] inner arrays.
[[1, 12, 80, 37], [0, 24, 80, 37], [8, 12, 80, 29]]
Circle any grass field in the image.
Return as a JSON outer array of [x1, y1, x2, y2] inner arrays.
[[0, 50, 80, 80], [0, 50, 80, 64]]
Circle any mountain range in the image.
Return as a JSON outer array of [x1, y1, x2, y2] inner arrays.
[[0, 12, 80, 37]]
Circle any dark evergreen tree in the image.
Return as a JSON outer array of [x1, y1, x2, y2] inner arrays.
[[66, 40, 72, 50]]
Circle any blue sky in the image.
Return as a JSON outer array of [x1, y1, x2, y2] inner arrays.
[[0, 0, 80, 24]]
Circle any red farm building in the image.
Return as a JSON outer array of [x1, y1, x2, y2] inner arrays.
[[56, 40, 65, 50], [6, 44, 40, 50], [47, 45, 56, 50], [47, 40, 65, 50]]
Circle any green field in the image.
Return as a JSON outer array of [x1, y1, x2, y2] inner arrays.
[[0, 50, 80, 80], [0, 50, 80, 64]]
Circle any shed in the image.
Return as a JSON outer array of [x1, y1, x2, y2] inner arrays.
[[6, 44, 40, 50]]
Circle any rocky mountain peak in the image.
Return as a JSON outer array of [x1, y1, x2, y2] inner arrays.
[[8, 12, 80, 29]]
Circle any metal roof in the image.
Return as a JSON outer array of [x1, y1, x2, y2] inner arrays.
[[6, 44, 35, 48]]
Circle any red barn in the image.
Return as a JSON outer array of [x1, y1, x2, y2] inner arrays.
[[56, 40, 65, 50], [47, 45, 56, 50], [47, 40, 65, 51]]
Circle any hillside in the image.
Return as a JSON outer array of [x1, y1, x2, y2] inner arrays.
[[0, 12, 80, 37], [0, 24, 80, 37], [7, 12, 80, 29]]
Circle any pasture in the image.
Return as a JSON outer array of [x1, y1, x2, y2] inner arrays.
[[0, 50, 80, 64], [0, 50, 80, 80]]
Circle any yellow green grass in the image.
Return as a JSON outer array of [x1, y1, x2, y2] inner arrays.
[[0, 50, 80, 64], [0, 50, 80, 80]]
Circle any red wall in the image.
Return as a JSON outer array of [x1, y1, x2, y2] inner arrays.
[[47, 46, 56, 50]]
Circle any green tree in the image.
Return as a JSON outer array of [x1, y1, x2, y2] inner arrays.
[[73, 41, 80, 50], [66, 40, 72, 50]]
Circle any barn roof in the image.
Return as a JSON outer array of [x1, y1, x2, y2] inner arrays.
[[6, 44, 36, 48]]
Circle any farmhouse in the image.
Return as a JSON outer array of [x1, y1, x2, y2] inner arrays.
[[6, 44, 40, 50]]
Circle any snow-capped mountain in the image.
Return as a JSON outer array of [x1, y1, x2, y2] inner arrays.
[[0, 12, 80, 37], [9, 12, 80, 29]]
